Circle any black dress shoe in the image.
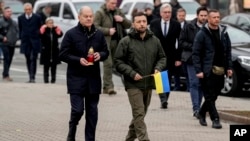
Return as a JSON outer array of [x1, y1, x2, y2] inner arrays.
[[161, 101, 168, 109], [27, 79, 35, 83], [212, 119, 222, 129], [199, 115, 207, 126]]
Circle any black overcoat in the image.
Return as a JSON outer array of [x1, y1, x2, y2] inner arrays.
[[40, 27, 63, 65], [18, 13, 42, 54], [59, 23, 109, 94]]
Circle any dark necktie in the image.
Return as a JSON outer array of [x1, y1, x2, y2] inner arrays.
[[164, 22, 167, 37]]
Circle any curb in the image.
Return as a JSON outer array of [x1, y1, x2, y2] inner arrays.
[[219, 111, 250, 124]]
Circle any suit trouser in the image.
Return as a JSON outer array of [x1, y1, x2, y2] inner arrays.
[[1, 44, 15, 78], [69, 93, 99, 141], [125, 89, 152, 141], [159, 68, 174, 104], [199, 73, 224, 121], [24, 49, 38, 80], [103, 40, 117, 90]]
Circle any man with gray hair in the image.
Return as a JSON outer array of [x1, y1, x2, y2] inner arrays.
[[18, 2, 42, 83], [150, 3, 181, 109], [59, 6, 109, 141]]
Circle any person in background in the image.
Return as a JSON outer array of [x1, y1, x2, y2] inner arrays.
[[169, 0, 182, 20], [192, 9, 233, 129], [152, 0, 162, 19], [18, 2, 42, 83], [0, 0, 4, 63], [150, 3, 181, 109], [114, 11, 166, 141], [179, 6, 208, 118], [39, 18, 63, 83], [0, 6, 19, 81], [94, 0, 131, 95], [145, 7, 153, 25], [174, 7, 188, 91], [37, 4, 52, 24], [59, 6, 109, 141], [199, 0, 209, 7]]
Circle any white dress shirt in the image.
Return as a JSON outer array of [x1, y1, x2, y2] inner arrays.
[[161, 19, 169, 36]]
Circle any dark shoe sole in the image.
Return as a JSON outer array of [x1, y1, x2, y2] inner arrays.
[[161, 101, 168, 109]]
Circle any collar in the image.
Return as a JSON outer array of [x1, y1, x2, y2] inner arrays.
[[161, 19, 169, 25]]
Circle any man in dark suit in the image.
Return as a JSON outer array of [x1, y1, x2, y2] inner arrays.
[[37, 4, 52, 24], [59, 6, 109, 141], [18, 3, 42, 83], [150, 3, 181, 109]]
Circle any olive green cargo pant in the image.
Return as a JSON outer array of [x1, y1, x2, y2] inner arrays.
[[125, 89, 152, 141], [103, 40, 118, 90]]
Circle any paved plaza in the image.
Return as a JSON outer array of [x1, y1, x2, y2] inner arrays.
[[0, 83, 249, 141]]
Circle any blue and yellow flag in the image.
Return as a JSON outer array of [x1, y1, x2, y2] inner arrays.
[[153, 71, 170, 94]]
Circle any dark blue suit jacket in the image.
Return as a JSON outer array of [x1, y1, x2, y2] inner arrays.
[[18, 13, 42, 54], [59, 23, 109, 94], [150, 18, 181, 70]]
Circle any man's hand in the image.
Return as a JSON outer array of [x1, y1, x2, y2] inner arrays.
[[94, 52, 100, 61], [196, 72, 204, 78], [175, 61, 182, 67], [3, 37, 7, 42], [109, 28, 116, 36], [80, 58, 89, 66], [114, 15, 123, 22], [134, 73, 142, 81], [154, 69, 159, 74], [227, 69, 233, 77]]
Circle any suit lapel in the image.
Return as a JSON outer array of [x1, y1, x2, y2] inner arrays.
[[167, 20, 173, 36]]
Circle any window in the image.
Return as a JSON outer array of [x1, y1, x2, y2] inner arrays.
[[74, 2, 104, 14], [35, 3, 61, 17], [134, 2, 153, 11], [225, 15, 238, 25], [50, 3, 61, 17], [63, 3, 74, 19], [238, 17, 249, 27], [121, 2, 133, 14]]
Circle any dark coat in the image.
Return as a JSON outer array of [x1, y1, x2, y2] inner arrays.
[[59, 23, 109, 94], [192, 24, 233, 77], [0, 17, 19, 47], [179, 18, 201, 64], [18, 13, 42, 54], [37, 11, 47, 25], [114, 28, 166, 90], [40, 26, 63, 65], [150, 18, 181, 70]]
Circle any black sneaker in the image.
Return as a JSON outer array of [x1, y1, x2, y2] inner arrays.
[[161, 101, 168, 109], [198, 114, 207, 126], [212, 119, 222, 129], [193, 111, 199, 119]]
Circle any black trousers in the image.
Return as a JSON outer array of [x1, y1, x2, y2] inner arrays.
[[25, 49, 38, 80], [199, 73, 224, 121], [1, 45, 15, 78], [69, 93, 100, 141], [43, 62, 57, 83]]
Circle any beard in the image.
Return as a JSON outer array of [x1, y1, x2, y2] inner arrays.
[[135, 27, 147, 34]]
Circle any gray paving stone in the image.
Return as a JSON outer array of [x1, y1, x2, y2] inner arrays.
[[0, 83, 248, 141]]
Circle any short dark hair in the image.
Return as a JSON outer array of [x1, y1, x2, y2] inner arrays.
[[132, 11, 147, 22], [196, 6, 208, 15], [4, 6, 11, 10], [177, 8, 186, 13]]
